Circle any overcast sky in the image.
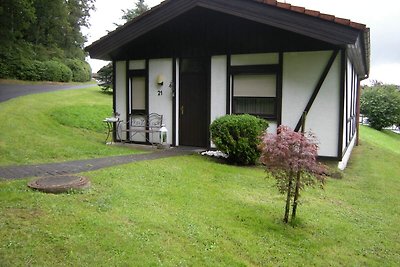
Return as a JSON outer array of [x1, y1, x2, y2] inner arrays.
[[83, 0, 400, 85]]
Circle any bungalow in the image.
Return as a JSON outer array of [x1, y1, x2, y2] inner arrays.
[[86, 0, 370, 169]]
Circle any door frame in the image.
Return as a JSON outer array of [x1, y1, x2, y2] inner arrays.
[[177, 57, 211, 148], [126, 66, 149, 143]]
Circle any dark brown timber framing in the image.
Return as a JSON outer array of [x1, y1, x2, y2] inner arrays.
[[172, 58, 176, 146], [226, 54, 231, 115], [356, 79, 361, 145], [125, 61, 130, 141], [294, 49, 339, 132], [206, 57, 211, 149], [112, 60, 117, 141], [86, 0, 363, 60], [338, 49, 346, 159], [277, 52, 283, 126]]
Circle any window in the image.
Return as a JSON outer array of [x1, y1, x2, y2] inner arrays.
[[232, 73, 277, 119], [131, 76, 146, 113]]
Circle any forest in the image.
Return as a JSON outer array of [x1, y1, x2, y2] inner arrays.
[[0, 0, 95, 82]]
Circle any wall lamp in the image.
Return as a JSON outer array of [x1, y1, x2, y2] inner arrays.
[[156, 75, 164, 86]]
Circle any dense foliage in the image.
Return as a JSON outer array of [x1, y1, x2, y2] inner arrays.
[[65, 59, 92, 82], [360, 83, 400, 130], [210, 114, 268, 165], [120, 0, 149, 23], [259, 125, 326, 223], [0, 0, 94, 82], [97, 63, 113, 93]]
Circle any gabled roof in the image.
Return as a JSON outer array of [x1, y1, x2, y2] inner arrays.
[[86, 0, 369, 76], [256, 0, 366, 30]]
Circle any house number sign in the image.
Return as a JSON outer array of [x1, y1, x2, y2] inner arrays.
[[157, 90, 163, 96]]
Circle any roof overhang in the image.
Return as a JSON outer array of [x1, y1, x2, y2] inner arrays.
[[86, 0, 369, 76]]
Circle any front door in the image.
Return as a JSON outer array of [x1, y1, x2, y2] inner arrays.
[[179, 58, 209, 147]]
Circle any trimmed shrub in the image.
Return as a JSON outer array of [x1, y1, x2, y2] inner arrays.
[[22, 60, 46, 81], [210, 114, 268, 165], [65, 59, 91, 82], [42, 60, 72, 82], [361, 85, 400, 130]]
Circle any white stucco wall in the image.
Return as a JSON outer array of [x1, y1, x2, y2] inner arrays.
[[115, 61, 126, 141], [149, 58, 173, 144], [210, 55, 227, 148], [282, 51, 341, 157], [210, 55, 227, 123]]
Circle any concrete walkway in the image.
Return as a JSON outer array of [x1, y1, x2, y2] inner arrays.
[[0, 148, 199, 181]]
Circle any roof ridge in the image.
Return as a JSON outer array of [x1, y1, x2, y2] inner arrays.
[[256, 0, 366, 30]]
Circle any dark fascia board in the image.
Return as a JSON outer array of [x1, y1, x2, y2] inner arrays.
[[86, 0, 195, 60], [347, 28, 370, 78], [86, 0, 362, 60], [197, 0, 360, 44]]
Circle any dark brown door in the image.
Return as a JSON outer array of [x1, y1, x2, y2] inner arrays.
[[179, 58, 209, 147]]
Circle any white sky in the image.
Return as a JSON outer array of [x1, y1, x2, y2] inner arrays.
[[83, 0, 400, 85]]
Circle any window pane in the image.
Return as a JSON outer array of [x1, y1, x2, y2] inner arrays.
[[233, 97, 276, 117], [132, 77, 146, 110], [234, 74, 276, 97]]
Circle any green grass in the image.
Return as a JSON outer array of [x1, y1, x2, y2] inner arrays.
[[0, 86, 140, 165], [0, 126, 399, 266]]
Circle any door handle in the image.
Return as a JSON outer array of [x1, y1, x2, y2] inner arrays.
[[180, 105, 184, 115]]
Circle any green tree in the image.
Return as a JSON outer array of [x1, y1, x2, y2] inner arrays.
[[0, 0, 36, 44], [122, 0, 148, 21], [99, 1, 148, 89], [0, 0, 95, 80], [97, 62, 113, 93], [114, 0, 149, 27], [360, 84, 400, 130]]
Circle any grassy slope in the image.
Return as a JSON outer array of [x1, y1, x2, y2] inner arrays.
[[0, 126, 399, 266], [0, 86, 139, 165]]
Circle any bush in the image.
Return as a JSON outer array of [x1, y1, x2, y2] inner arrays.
[[42, 60, 72, 82], [210, 114, 268, 165], [65, 59, 91, 82], [360, 85, 400, 130], [21, 60, 46, 81]]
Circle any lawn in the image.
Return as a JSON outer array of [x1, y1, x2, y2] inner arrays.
[[0, 86, 140, 165], [0, 126, 399, 266]]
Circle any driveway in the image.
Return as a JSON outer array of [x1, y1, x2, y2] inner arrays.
[[0, 82, 95, 102]]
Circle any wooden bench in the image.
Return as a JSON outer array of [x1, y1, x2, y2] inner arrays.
[[124, 113, 163, 144]]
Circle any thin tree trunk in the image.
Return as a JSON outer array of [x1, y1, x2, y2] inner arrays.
[[292, 112, 307, 222], [292, 171, 301, 221], [284, 171, 293, 223]]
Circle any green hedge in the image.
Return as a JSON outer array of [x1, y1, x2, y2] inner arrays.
[[210, 114, 268, 165], [0, 43, 88, 82], [0, 58, 74, 82], [65, 59, 91, 82], [41, 60, 72, 82]]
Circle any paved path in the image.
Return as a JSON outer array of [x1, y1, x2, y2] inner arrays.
[[0, 148, 198, 181], [0, 82, 95, 102]]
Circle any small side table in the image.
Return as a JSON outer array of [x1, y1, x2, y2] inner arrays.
[[103, 117, 123, 144]]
